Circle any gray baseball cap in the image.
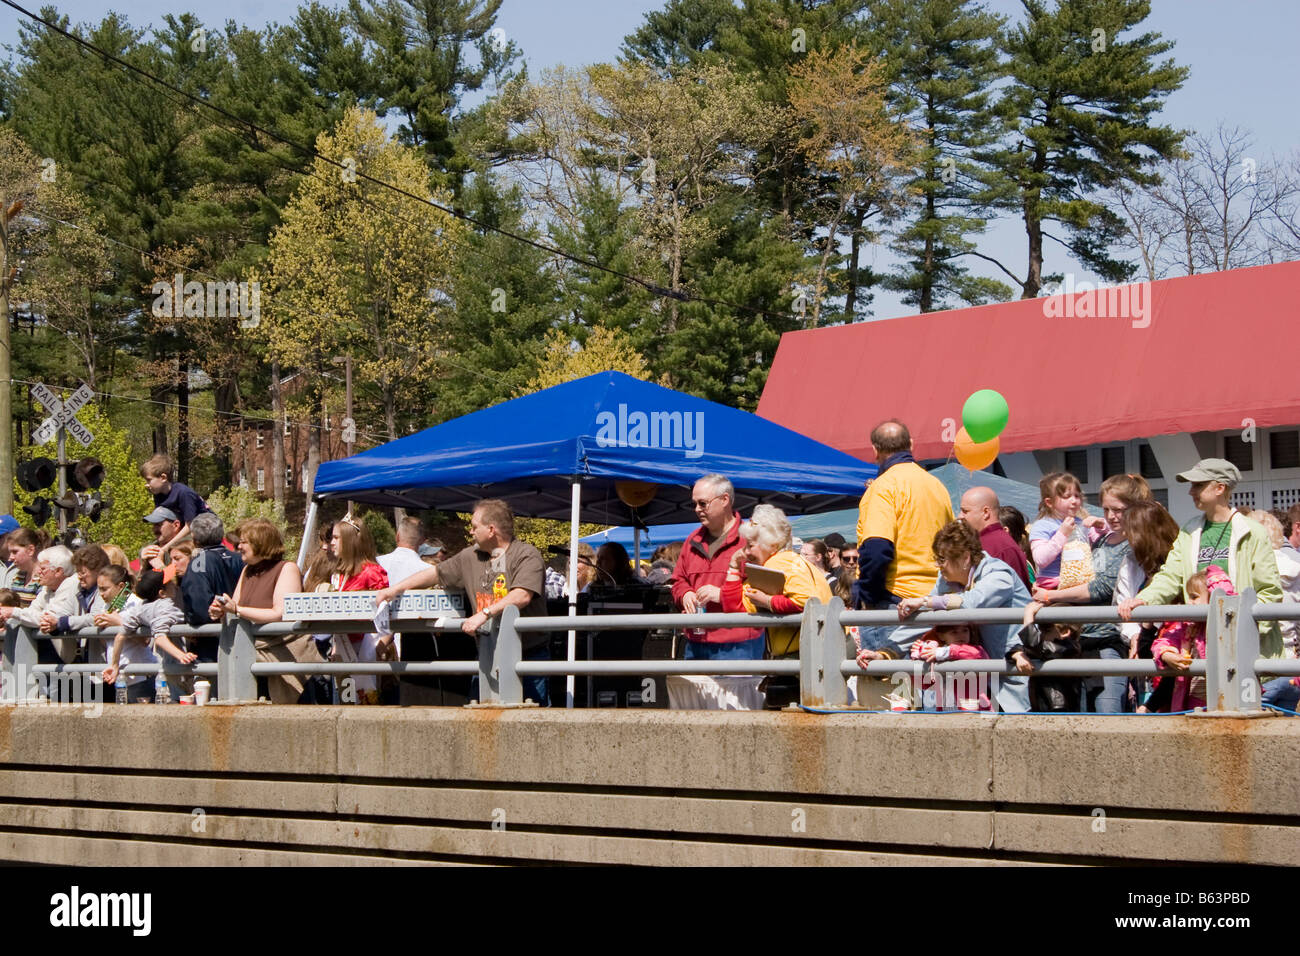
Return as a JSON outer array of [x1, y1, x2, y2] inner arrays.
[[1175, 458, 1241, 487], [143, 506, 180, 524]]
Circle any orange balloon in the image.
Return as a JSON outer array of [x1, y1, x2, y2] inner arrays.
[[954, 428, 999, 471], [615, 480, 658, 508]]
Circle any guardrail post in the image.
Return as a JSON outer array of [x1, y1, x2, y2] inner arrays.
[[2, 625, 41, 702], [476, 607, 523, 706], [218, 616, 258, 703], [1206, 588, 1262, 715], [799, 598, 847, 708]]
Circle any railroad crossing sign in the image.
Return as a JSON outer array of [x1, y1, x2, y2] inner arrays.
[[32, 382, 95, 447]]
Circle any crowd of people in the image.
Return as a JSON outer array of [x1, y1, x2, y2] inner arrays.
[[3, 422, 1298, 713]]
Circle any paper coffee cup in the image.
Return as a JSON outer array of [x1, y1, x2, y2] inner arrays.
[[194, 681, 211, 706], [179, 695, 195, 705]]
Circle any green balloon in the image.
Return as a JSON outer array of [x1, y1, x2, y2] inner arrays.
[[962, 389, 1009, 443]]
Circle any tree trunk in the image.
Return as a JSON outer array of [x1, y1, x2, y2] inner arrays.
[[151, 381, 170, 457], [177, 357, 190, 485], [1022, 196, 1043, 298], [384, 392, 406, 526], [845, 204, 867, 320], [304, 379, 322, 512], [0, 213, 12, 516], [271, 360, 286, 514], [920, 169, 936, 312]]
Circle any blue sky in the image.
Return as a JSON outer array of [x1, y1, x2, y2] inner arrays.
[[5, 0, 1297, 318]]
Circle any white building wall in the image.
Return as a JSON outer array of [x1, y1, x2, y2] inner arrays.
[[1011, 425, 1300, 527]]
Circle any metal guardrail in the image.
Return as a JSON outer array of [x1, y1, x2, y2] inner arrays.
[[0, 586, 1292, 713]]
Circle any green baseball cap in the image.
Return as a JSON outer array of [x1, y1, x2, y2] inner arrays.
[[1175, 458, 1241, 487]]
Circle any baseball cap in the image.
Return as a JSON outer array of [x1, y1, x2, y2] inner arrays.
[[824, 532, 847, 550], [0, 514, 19, 536], [143, 506, 180, 524], [1175, 459, 1241, 488], [417, 543, 443, 557]]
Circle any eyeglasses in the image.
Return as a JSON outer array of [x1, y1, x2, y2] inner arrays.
[[841, 555, 859, 565], [691, 494, 724, 511]]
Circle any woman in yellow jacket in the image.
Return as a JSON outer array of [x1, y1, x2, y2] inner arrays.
[[722, 504, 832, 658]]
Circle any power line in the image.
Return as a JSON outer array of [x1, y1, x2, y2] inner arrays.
[[1, 0, 798, 324], [7, 375, 390, 445]]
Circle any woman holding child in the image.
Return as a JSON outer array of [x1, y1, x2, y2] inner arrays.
[[857, 520, 1032, 712]]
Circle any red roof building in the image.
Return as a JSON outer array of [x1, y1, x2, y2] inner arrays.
[[758, 260, 1300, 524]]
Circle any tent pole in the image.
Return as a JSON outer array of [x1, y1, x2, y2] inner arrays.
[[567, 480, 581, 709], [634, 527, 641, 572], [297, 499, 319, 570]]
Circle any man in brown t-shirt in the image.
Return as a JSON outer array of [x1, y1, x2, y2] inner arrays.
[[377, 499, 550, 705]]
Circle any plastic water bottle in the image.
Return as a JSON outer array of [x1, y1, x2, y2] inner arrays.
[[155, 673, 170, 705], [115, 675, 127, 705]]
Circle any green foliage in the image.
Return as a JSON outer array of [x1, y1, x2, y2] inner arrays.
[[991, 0, 1188, 295], [206, 485, 300, 559], [11, 402, 155, 557], [866, 0, 1015, 311], [359, 508, 396, 556]]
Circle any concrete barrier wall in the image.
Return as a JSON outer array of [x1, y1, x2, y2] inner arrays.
[[0, 705, 1294, 866]]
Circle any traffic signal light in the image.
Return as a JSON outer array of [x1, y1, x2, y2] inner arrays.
[[22, 497, 51, 526], [66, 457, 105, 490], [17, 457, 56, 492]]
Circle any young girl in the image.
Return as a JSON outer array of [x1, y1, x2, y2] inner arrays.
[[99, 567, 183, 704], [905, 623, 990, 711], [330, 517, 391, 705], [1029, 472, 1106, 589], [1150, 568, 1226, 712]]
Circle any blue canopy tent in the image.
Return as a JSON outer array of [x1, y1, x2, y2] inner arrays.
[[312, 371, 874, 521], [311, 371, 876, 706]]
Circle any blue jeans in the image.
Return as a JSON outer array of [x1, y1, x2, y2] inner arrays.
[[1262, 676, 1300, 713], [470, 642, 550, 707], [1084, 646, 1127, 714], [858, 595, 905, 655], [684, 634, 766, 660]]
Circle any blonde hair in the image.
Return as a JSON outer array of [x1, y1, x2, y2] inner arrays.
[[740, 504, 792, 553], [333, 517, 377, 579], [1037, 471, 1084, 519], [1248, 510, 1284, 550]]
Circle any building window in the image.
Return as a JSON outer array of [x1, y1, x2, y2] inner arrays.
[[286, 466, 293, 487], [1101, 446, 1126, 480], [283, 417, 291, 436], [1269, 430, 1300, 470], [256, 469, 265, 492], [255, 431, 264, 450], [1151, 487, 1169, 508], [1064, 449, 1089, 484], [1272, 488, 1300, 510], [1223, 434, 1254, 472], [1138, 443, 1161, 480]]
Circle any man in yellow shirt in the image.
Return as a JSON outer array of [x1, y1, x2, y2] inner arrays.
[[856, 420, 954, 652]]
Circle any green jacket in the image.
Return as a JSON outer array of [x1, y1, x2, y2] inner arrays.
[[1136, 511, 1283, 658]]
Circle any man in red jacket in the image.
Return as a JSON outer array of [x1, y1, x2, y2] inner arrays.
[[670, 474, 764, 659]]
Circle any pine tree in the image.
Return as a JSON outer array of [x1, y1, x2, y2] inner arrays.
[[865, 0, 1013, 311], [991, 0, 1188, 297]]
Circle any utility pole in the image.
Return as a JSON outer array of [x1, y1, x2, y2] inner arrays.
[[0, 197, 19, 515], [332, 353, 355, 514], [335, 353, 354, 457]]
